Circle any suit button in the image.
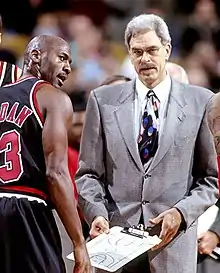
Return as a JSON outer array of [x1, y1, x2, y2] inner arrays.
[[144, 173, 151, 179], [142, 200, 149, 205]]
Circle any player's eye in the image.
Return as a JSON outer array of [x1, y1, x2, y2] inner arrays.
[[59, 56, 65, 62]]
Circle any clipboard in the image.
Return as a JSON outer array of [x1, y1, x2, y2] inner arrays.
[[67, 225, 161, 272]]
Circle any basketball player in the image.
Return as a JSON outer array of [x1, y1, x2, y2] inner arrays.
[[0, 14, 22, 86], [0, 35, 92, 273]]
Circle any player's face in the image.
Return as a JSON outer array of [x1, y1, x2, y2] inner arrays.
[[40, 43, 72, 88]]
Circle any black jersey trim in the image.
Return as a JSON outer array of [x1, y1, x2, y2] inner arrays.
[[2, 76, 36, 88]]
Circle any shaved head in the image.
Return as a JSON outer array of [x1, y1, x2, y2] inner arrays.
[[166, 62, 189, 84], [22, 35, 72, 88], [24, 35, 70, 65]]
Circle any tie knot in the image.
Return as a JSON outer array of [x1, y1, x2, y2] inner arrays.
[[146, 90, 155, 98], [146, 90, 160, 103]]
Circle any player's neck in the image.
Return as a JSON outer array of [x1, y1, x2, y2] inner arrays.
[[20, 66, 40, 81]]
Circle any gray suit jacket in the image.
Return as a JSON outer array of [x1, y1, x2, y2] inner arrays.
[[76, 79, 218, 273]]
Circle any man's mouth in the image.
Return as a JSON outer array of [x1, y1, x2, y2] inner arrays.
[[141, 67, 155, 71], [140, 67, 156, 74], [57, 74, 67, 86]]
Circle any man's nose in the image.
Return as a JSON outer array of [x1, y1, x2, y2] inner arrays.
[[64, 63, 71, 75], [141, 51, 151, 62]]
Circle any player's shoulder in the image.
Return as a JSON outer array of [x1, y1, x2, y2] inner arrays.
[[208, 91, 220, 108], [212, 91, 220, 101], [37, 83, 72, 110]]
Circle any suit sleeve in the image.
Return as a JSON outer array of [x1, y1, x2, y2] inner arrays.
[[174, 97, 218, 229], [75, 90, 108, 226]]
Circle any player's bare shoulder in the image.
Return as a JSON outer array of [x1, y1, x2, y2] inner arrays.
[[207, 93, 220, 133], [208, 93, 220, 112], [36, 83, 73, 118]]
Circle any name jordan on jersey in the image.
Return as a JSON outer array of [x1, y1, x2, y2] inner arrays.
[[0, 102, 32, 127], [0, 77, 48, 202]]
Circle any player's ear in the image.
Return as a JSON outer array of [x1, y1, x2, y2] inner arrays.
[[30, 49, 41, 64]]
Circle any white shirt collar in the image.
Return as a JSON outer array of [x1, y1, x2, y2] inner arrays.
[[135, 74, 171, 104]]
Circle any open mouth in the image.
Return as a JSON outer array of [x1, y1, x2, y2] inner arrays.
[[57, 74, 67, 86], [140, 67, 156, 74], [141, 67, 155, 71]]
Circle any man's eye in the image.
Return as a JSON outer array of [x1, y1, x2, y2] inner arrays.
[[59, 56, 65, 61], [149, 48, 157, 54], [133, 50, 142, 56]]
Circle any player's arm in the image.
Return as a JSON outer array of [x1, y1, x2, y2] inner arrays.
[[207, 94, 220, 192], [36, 85, 91, 272], [207, 94, 220, 155]]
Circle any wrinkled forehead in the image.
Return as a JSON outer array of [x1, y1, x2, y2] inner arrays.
[[130, 30, 163, 48]]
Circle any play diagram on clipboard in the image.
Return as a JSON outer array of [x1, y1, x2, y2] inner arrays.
[[67, 226, 161, 272]]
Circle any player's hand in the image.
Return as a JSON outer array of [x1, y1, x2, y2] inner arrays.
[[198, 231, 220, 255], [73, 243, 92, 273], [90, 216, 109, 239], [149, 208, 182, 250]]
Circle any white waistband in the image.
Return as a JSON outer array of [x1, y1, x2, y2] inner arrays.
[[0, 192, 47, 206]]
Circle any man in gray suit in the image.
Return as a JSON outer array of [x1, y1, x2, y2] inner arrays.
[[76, 14, 218, 273]]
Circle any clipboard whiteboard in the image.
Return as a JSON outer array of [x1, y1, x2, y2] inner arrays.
[[67, 226, 161, 272]]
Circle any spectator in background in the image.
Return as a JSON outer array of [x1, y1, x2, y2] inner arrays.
[[32, 13, 61, 37], [180, 40, 220, 92], [0, 14, 21, 86], [180, 0, 220, 56], [166, 62, 189, 83], [100, 74, 131, 86], [179, 0, 220, 92], [68, 90, 88, 153], [66, 14, 120, 90]]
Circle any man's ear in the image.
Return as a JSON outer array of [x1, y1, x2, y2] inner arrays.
[[30, 49, 41, 64], [0, 33, 2, 44]]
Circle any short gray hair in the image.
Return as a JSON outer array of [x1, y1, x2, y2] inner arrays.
[[124, 14, 171, 49]]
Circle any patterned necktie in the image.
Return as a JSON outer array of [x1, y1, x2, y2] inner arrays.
[[138, 90, 160, 165]]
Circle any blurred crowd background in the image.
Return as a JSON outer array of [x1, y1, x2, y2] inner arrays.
[[1, 0, 220, 95]]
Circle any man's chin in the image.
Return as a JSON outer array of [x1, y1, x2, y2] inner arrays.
[[53, 82, 63, 89], [140, 74, 156, 83]]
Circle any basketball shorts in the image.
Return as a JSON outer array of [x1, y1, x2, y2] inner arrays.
[[0, 195, 66, 273]]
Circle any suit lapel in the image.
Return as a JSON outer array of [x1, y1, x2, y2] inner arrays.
[[114, 80, 144, 173], [149, 79, 187, 172]]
